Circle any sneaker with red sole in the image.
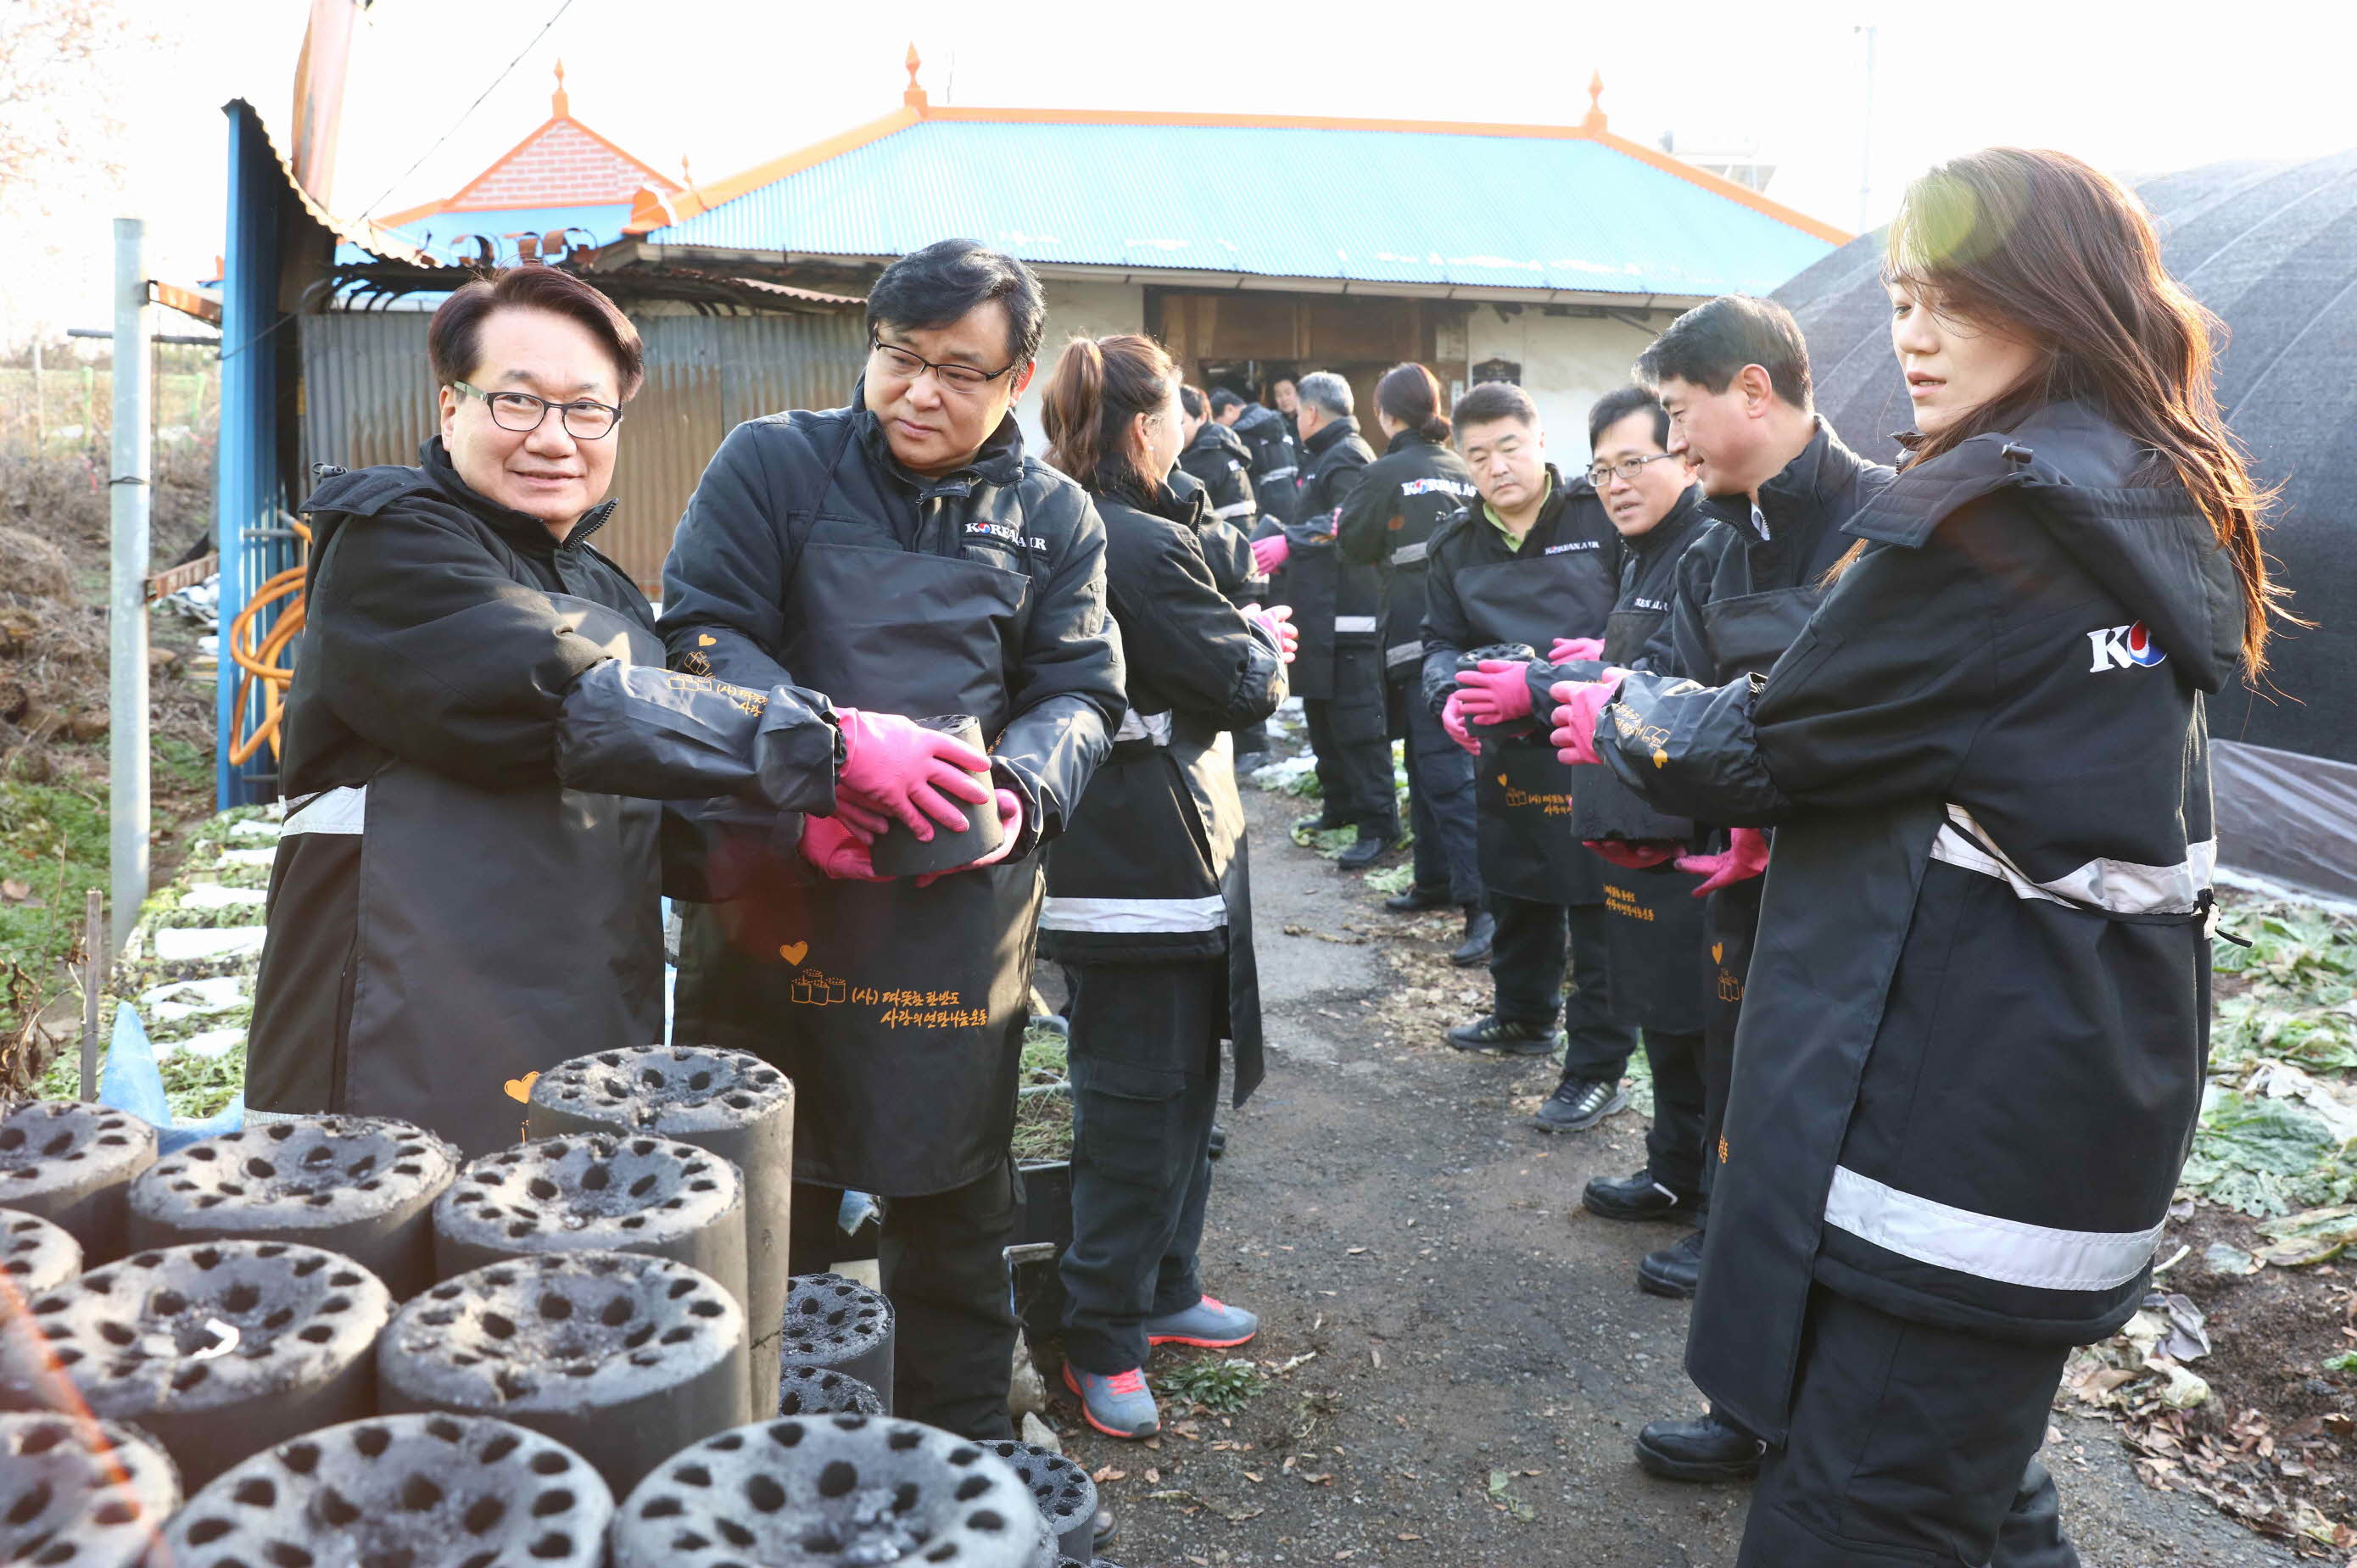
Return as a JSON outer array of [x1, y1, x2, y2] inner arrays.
[[1062, 1363, 1160, 1438], [1142, 1295, 1259, 1348]]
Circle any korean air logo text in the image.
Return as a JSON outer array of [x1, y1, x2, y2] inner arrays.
[[2087, 622, 2167, 672]]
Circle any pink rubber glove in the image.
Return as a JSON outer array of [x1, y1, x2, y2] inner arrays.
[[1453, 660, 1533, 726], [1548, 677, 1624, 766], [1550, 636, 1607, 664], [1439, 690, 1479, 756], [1251, 533, 1291, 576], [1586, 840, 1678, 870], [1241, 603, 1299, 663], [836, 708, 995, 839], [800, 812, 891, 882], [917, 790, 1024, 886], [1677, 827, 1771, 896]]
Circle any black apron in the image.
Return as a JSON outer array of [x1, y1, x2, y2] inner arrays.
[[673, 542, 1040, 1197], [1584, 603, 1707, 1036], [341, 597, 664, 1157], [1454, 554, 1612, 905]]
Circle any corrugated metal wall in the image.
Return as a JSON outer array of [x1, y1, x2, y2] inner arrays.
[[299, 309, 863, 591]]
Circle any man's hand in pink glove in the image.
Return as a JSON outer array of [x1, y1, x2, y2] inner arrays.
[[1585, 840, 1678, 870], [1250, 533, 1291, 576], [835, 708, 995, 840], [1550, 636, 1607, 664], [1439, 690, 1480, 756], [1241, 603, 1299, 663], [1453, 660, 1533, 727], [1677, 827, 1771, 896], [800, 812, 891, 882], [916, 790, 1025, 886], [1548, 677, 1624, 766]]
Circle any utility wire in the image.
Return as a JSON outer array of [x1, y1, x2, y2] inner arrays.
[[355, 0, 582, 220]]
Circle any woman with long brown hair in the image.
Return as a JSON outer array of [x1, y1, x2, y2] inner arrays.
[[1549, 147, 2287, 1564], [1035, 334, 1296, 1440]]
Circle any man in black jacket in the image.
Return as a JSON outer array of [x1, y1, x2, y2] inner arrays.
[[1265, 371, 1394, 868], [1211, 386, 1298, 527], [250, 267, 974, 1162], [1178, 385, 1263, 605], [659, 240, 1125, 1438], [1421, 382, 1636, 1119]]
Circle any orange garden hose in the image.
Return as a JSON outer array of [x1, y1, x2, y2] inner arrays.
[[225, 519, 310, 767]]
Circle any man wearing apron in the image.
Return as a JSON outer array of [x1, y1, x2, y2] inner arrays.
[[1566, 297, 1893, 1482], [1419, 382, 1634, 1128], [658, 242, 1125, 1439], [250, 268, 959, 1159]]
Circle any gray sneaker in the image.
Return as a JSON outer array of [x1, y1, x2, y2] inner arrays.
[[1063, 1363, 1159, 1439], [1530, 1075, 1628, 1132]]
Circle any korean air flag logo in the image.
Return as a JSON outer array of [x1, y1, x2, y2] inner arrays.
[[2087, 622, 2168, 672]]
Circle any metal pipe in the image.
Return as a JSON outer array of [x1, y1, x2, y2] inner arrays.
[[67, 326, 223, 347], [109, 218, 152, 951]]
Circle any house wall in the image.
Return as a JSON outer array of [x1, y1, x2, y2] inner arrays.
[[1013, 277, 1148, 452], [1460, 307, 1677, 465]]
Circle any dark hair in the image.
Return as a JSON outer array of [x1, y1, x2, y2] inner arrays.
[[1179, 383, 1208, 420], [1268, 374, 1297, 393], [1042, 333, 1179, 497], [1209, 387, 1247, 416], [1634, 295, 1811, 410], [427, 265, 645, 399], [1452, 381, 1539, 432], [1587, 386, 1668, 452], [1882, 147, 2289, 673], [866, 239, 1045, 366], [1377, 363, 1451, 442]]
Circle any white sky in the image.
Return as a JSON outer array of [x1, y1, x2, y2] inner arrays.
[[11, 0, 2357, 341]]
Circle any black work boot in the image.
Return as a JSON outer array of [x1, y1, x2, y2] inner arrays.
[[1449, 907, 1495, 967], [1445, 1014, 1562, 1056], [1293, 809, 1346, 835], [1638, 1228, 1706, 1299], [1205, 1124, 1228, 1160], [1384, 884, 1455, 913], [1583, 1168, 1702, 1223], [1530, 1075, 1628, 1133], [1634, 1410, 1765, 1482], [1336, 826, 1397, 870]]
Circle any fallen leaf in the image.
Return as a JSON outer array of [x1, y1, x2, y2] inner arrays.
[[1243, 1470, 1263, 1483], [0, 879, 25, 901], [1092, 1465, 1128, 1483], [1144, 1467, 1159, 1484]]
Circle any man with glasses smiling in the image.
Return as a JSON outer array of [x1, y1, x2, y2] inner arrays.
[[659, 239, 1125, 1439]]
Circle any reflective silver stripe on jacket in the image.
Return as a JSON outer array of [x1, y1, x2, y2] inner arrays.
[[1210, 499, 1256, 521], [1823, 1164, 2162, 1292], [1260, 466, 1297, 482], [1039, 895, 1227, 934], [1111, 709, 1175, 746], [1334, 616, 1378, 633], [1386, 641, 1424, 669], [1929, 804, 2214, 916], [281, 785, 367, 836], [1391, 539, 1430, 566]]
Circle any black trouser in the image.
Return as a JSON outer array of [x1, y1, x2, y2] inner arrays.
[[1488, 894, 1640, 1080], [1303, 647, 1396, 834], [1740, 1287, 2078, 1566], [1387, 677, 1481, 906], [1639, 1029, 1707, 1200], [789, 1164, 1019, 1441], [1060, 959, 1225, 1375]]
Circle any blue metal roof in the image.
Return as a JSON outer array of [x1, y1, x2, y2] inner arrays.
[[646, 120, 1835, 298]]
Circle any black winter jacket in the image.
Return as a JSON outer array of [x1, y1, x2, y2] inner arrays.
[[1231, 404, 1300, 525], [1042, 480, 1287, 1098], [1179, 421, 1258, 528], [1418, 468, 1623, 716], [1592, 400, 2239, 1439], [1337, 429, 1479, 684], [1271, 416, 1380, 695], [657, 395, 1125, 859], [1170, 450, 1262, 606]]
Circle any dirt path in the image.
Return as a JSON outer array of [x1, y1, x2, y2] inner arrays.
[[1062, 785, 2301, 1568]]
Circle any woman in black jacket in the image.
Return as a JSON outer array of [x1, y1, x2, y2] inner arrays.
[[1036, 334, 1295, 1440], [1551, 148, 2290, 1565]]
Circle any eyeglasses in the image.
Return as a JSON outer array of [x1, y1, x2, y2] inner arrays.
[[1586, 453, 1678, 488], [454, 381, 623, 440], [870, 336, 1020, 394]]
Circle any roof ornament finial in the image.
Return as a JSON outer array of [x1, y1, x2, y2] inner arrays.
[[904, 42, 928, 109], [552, 59, 570, 119], [1583, 70, 1607, 132]]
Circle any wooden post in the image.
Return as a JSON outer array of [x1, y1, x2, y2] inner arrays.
[[80, 890, 103, 1101]]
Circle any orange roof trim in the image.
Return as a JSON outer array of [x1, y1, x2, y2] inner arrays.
[[628, 93, 1850, 248]]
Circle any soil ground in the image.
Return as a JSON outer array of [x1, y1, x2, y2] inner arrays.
[[1047, 784, 2304, 1568]]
